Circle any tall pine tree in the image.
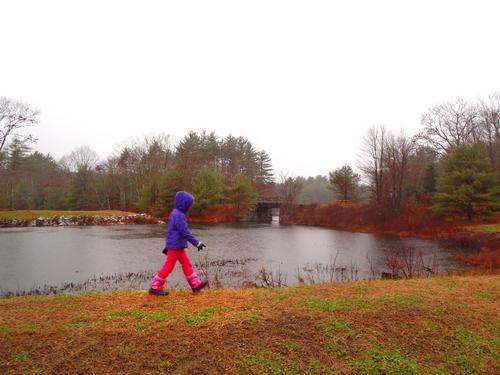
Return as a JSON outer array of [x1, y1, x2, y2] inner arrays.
[[434, 144, 499, 220]]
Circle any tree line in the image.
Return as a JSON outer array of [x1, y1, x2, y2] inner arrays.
[[1, 93, 499, 219], [0, 101, 274, 213], [328, 93, 500, 219]]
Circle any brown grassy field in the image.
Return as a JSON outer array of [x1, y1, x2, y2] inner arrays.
[[0, 274, 498, 374], [0, 210, 136, 220]]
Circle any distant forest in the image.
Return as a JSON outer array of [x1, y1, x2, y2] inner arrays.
[[0, 129, 276, 214], [1, 93, 499, 219]]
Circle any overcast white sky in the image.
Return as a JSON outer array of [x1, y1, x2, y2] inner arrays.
[[1, 1, 499, 177]]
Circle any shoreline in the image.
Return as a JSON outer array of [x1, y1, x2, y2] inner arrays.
[[0, 213, 163, 228]]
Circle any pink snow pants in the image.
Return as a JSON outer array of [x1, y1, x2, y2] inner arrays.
[[157, 249, 194, 280]]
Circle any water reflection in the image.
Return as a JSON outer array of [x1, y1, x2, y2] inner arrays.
[[0, 223, 471, 294]]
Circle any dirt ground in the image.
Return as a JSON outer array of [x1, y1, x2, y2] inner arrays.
[[0, 274, 499, 374]]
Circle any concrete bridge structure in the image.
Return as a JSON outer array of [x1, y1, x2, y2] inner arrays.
[[245, 201, 281, 222]]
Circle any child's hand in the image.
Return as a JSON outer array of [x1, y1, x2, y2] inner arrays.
[[196, 242, 206, 251]]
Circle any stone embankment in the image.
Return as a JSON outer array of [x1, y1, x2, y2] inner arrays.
[[0, 213, 163, 228]]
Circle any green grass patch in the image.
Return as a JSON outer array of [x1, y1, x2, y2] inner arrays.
[[447, 355, 482, 374], [389, 294, 423, 306], [477, 291, 496, 302], [452, 326, 487, 354], [482, 320, 500, 333], [350, 348, 419, 374], [306, 297, 369, 312], [20, 322, 41, 332], [159, 360, 174, 373], [106, 308, 147, 319], [239, 351, 283, 375], [149, 311, 172, 321], [104, 308, 172, 322], [322, 318, 354, 338], [325, 342, 348, 358], [0, 324, 13, 333], [354, 285, 368, 294], [135, 322, 149, 333], [13, 351, 30, 363], [307, 360, 322, 371], [419, 319, 441, 332], [429, 368, 453, 375], [61, 317, 92, 330], [240, 313, 262, 322], [183, 306, 224, 325], [279, 340, 305, 355], [440, 325, 497, 373]]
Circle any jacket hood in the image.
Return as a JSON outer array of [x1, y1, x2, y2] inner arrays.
[[174, 191, 194, 213]]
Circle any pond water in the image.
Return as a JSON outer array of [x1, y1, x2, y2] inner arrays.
[[0, 222, 471, 295]]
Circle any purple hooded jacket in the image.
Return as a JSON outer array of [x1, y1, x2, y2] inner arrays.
[[165, 191, 199, 249]]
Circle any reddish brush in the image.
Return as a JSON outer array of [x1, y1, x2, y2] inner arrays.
[[282, 203, 500, 269], [456, 248, 500, 269]]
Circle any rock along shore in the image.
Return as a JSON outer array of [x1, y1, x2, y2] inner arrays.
[[0, 213, 164, 228]]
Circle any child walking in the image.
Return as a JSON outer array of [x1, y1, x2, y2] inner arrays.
[[149, 191, 209, 296]]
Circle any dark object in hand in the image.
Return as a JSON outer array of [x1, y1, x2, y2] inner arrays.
[[162, 248, 168, 255], [196, 242, 206, 251]]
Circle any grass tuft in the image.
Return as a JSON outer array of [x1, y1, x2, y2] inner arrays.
[[307, 297, 369, 312], [13, 351, 30, 363], [183, 306, 224, 325], [239, 351, 283, 375], [351, 348, 419, 374]]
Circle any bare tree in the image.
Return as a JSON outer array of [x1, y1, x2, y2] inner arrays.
[[359, 126, 417, 211], [278, 173, 304, 205], [62, 146, 100, 172], [358, 125, 386, 203], [420, 98, 478, 153], [0, 97, 40, 153], [115, 134, 174, 196], [384, 131, 417, 210], [477, 93, 500, 170]]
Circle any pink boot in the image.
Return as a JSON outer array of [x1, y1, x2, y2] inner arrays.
[[149, 275, 168, 296], [186, 273, 209, 293]]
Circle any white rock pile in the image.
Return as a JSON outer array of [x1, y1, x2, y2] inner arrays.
[[0, 213, 164, 228]]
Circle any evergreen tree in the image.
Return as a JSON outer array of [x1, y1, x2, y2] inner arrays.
[[256, 150, 274, 183], [175, 131, 204, 187], [157, 167, 184, 211], [6, 138, 31, 170], [0, 150, 7, 169], [67, 168, 97, 210], [191, 168, 224, 212], [423, 163, 437, 193], [136, 180, 158, 213], [44, 186, 67, 209], [434, 144, 500, 220], [225, 175, 257, 210], [12, 179, 30, 209], [328, 164, 360, 201]]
